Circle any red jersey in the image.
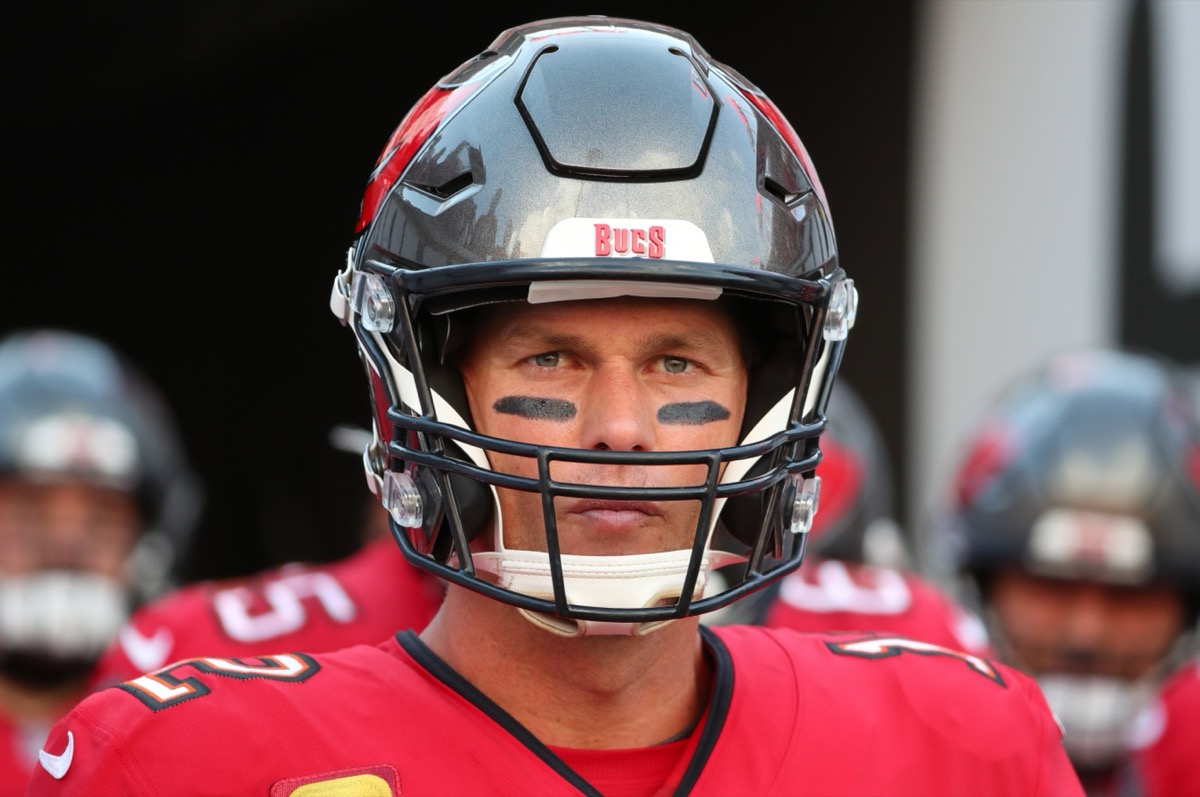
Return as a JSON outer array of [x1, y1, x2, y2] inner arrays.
[[1127, 657, 1200, 797], [30, 625, 1082, 796], [760, 556, 993, 656], [88, 537, 444, 689], [0, 712, 50, 797]]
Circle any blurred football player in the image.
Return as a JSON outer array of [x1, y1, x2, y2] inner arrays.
[[724, 381, 990, 657], [0, 329, 199, 793], [929, 347, 1200, 795], [88, 425, 444, 688]]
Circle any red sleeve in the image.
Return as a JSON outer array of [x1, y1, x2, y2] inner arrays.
[[26, 706, 146, 797], [27, 639, 596, 796], [703, 626, 1084, 796]]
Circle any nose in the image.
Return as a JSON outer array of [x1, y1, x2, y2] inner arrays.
[[579, 363, 656, 452], [39, 516, 93, 570], [1058, 584, 1115, 652]]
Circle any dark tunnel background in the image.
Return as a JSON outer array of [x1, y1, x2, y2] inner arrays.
[[5, 3, 916, 582]]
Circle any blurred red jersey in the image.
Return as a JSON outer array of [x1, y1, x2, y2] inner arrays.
[[89, 537, 444, 688], [760, 555, 993, 656], [32, 626, 1080, 797], [1, 713, 40, 797], [1127, 657, 1200, 797]]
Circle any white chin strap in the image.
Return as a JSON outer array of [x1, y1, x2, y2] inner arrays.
[[0, 572, 128, 662], [1036, 673, 1156, 770], [473, 546, 746, 637]]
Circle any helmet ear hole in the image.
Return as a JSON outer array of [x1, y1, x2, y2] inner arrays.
[[719, 459, 776, 548], [444, 470, 492, 543], [424, 448, 493, 564]]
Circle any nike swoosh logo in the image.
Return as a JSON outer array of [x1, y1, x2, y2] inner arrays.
[[39, 731, 74, 779], [119, 624, 174, 672]]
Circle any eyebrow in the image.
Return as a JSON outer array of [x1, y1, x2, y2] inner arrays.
[[505, 325, 731, 358]]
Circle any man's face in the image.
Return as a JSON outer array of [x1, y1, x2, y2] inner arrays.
[[989, 568, 1186, 680], [0, 479, 141, 581], [458, 296, 748, 558]]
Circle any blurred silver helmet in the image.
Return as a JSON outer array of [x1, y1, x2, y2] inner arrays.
[[0, 329, 201, 678]]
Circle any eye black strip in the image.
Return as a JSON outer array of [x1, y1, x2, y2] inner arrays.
[[657, 401, 730, 425], [494, 395, 577, 421]]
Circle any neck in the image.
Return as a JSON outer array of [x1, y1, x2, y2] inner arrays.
[[421, 585, 711, 748]]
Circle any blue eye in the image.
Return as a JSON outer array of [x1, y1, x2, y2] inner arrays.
[[532, 352, 560, 367], [663, 357, 688, 374]]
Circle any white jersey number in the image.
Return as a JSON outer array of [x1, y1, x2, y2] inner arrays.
[[212, 568, 358, 643]]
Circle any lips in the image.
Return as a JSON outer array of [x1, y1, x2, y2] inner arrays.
[[570, 499, 659, 514], [566, 499, 662, 530]]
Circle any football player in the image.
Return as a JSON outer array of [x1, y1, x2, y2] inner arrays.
[[29, 17, 1081, 796]]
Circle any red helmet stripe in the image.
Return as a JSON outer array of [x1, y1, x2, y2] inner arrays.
[[954, 423, 1013, 508], [738, 88, 830, 216], [355, 83, 478, 234]]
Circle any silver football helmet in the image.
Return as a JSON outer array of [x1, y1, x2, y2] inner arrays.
[[331, 17, 856, 634]]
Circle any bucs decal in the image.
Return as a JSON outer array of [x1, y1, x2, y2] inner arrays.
[[827, 636, 1004, 686], [540, 218, 715, 263], [594, 223, 665, 258], [118, 653, 321, 711]]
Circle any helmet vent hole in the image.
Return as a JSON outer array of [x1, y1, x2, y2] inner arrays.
[[763, 176, 801, 206], [414, 171, 474, 200]]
